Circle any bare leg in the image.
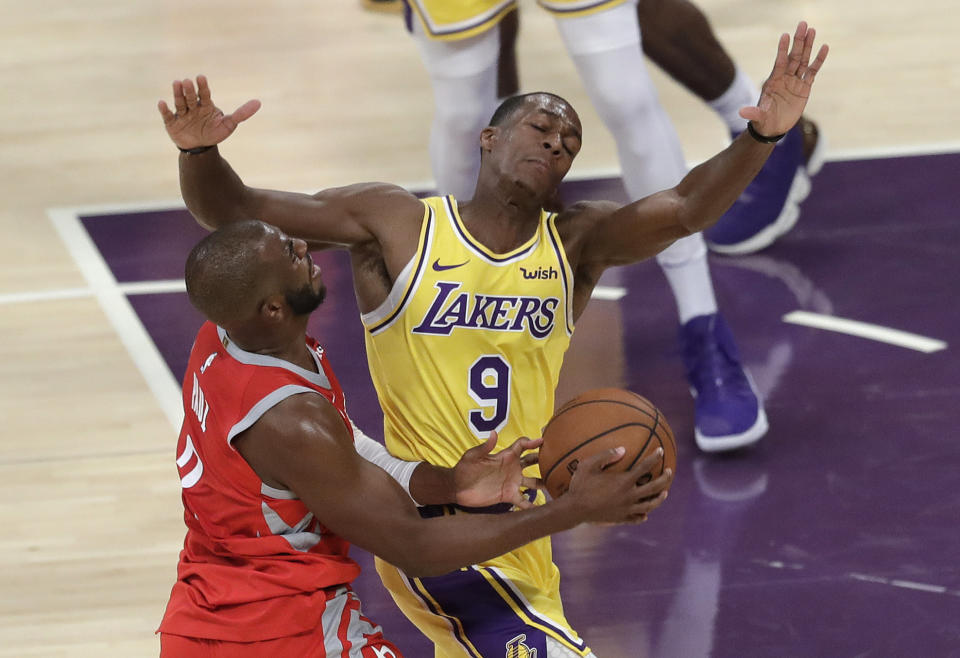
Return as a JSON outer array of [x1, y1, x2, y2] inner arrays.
[[636, 0, 733, 101], [497, 8, 520, 99]]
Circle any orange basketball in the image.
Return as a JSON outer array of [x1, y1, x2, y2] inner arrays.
[[539, 388, 677, 499]]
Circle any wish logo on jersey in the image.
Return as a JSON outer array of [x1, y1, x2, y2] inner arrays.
[[412, 281, 559, 339], [520, 266, 558, 280]]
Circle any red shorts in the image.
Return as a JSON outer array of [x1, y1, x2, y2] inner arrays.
[[160, 631, 403, 658], [159, 586, 404, 658]]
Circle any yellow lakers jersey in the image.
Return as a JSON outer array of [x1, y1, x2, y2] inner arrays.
[[407, 0, 517, 41], [362, 196, 574, 467]]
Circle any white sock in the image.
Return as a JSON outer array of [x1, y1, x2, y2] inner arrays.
[[657, 235, 718, 324], [557, 10, 688, 197], [707, 67, 761, 134], [413, 24, 500, 199]]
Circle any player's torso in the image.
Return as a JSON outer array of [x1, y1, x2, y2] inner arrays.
[[363, 196, 574, 466], [174, 323, 358, 584]]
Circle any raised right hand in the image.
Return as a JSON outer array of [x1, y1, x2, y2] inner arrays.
[[158, 75, 261, 150], [563, 447, 673, 525]]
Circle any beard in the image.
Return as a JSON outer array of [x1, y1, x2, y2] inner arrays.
[[285, 281, 326, 316]]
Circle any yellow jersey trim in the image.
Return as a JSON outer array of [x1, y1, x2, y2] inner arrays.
[[544, 212, 575, 335], [361, 204, 434, 335], [409, 576, 485, 658], [407, 0, 517, 41], [444, 195, 541, 264], [537, 0, 631, 17]]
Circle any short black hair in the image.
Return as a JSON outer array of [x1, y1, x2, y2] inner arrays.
[[185, 220, 269, 326], [488, 91, 572, 127]]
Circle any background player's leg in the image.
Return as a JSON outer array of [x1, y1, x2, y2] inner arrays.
[[411, 23, 500, 200], [497, 8, 520, 101], [636, 0, 820, 255], [553, 3, 766, 452]]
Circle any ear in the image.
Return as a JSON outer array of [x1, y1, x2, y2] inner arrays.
[[258, 293, 288, 323], [479, 126, 498, 153]]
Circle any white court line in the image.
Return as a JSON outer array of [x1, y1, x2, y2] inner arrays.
[[48, 208, 184, 430], [119, 279, 187, 295], [783, 311, 947, 353], [591, 285, 626, 301], [849, 573, 958, 596], [0, 287, 92, 305]]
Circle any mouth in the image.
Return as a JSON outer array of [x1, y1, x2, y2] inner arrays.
[[525, 158, 549, 172]]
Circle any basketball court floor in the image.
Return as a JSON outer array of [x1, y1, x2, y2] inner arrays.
[[3, 1, 959, 656]]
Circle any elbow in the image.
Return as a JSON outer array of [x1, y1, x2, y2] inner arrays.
[[667, 194, 698, 236]]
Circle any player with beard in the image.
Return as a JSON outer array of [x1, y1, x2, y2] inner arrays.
[[159, 220, 671, 656], [159, 23, 826, 656]]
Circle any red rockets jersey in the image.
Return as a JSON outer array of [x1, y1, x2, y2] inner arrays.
[[159, 322, 362, 642]]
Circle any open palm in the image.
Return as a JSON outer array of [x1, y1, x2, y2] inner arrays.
[[741, 22, 829, 137], [158, 75, 261, 150]]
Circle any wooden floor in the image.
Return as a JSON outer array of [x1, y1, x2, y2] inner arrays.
[[1, 0, 957, 655]]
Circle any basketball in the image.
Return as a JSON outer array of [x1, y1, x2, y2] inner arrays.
[[539, 388, 677, 499]]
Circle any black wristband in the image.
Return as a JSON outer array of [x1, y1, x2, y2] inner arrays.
[[178, 144, 215, 155], [746, 121, 786, 144]]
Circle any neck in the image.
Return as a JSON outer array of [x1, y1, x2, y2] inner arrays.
[[222, 319, 317, 372], [459, 184, 543, 253]]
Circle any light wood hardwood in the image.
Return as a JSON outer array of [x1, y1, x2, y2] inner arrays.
[[1, 0, 956, 654]]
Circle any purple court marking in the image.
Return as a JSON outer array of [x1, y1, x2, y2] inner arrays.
[[78, 152, 960, 656]]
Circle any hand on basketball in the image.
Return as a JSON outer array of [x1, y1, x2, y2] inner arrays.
[[158, 75, 261, 150], [564, 447, 673, 526], [452, 432, 543, 509], [741, 21, 828, 138]]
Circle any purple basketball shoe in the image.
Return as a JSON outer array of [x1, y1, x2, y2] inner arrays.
[[680, 313, 768, 452], [705, 122, 810, 255]]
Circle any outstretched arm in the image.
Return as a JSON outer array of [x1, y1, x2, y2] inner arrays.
[[236, 395, 671, 577], [575, 22, 829, 268], [158, 75, 423, 251]]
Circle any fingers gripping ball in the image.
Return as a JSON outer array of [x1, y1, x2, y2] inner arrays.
[[539, 388, 677, 499]]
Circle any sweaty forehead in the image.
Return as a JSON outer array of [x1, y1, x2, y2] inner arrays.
[[523, 95, 581, 133]]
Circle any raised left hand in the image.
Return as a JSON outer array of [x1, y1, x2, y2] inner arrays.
[[742, 21, 829, 137], [158, 75, 261, 150], [453, 432, 542, 509]]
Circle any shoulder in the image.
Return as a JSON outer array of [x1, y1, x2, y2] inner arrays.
[[234, 391, 356, 493], [244, 392, 351, 452], [553, 200, 620, 256]]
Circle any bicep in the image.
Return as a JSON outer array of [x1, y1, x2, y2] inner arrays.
[[244, 182, 422, 251], [577, 192, 691, 268]]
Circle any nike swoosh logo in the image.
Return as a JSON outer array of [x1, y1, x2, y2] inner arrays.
[[432, 258, 469, 272]]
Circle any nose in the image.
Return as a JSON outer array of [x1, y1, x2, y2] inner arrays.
[[541, 132, 562, 155]]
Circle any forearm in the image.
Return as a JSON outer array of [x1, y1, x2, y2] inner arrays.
[[178, 147, 255, 229], [407, 464, 457, 505], [352, 423, 453, 505], [398, 499, 583, 577], [673, 131, 775, 233]]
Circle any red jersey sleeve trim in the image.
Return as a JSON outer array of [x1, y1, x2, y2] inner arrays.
[[226, 385, 319, 446]]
